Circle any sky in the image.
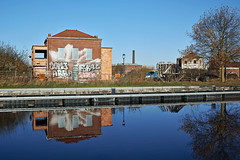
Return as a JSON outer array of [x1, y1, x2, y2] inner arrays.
[[0, 0, 239, 67]]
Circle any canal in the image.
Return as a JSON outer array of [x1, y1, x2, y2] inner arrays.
[[0, 102, 239, 160]]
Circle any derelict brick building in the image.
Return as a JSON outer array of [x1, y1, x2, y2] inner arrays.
[[32, 29, 112, 81]]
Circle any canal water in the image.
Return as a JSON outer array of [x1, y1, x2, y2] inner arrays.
[[0, 103, 239, 160]]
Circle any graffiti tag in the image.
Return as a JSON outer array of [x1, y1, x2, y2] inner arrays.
[[79, 64, 101, 72], [79, 72, 96, 79], [50, 62, 71, 79], [50, 62, 68, 70]]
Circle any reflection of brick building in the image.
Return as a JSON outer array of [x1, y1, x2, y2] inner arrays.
[[32, 108, 112, 143], [32, 29, 112, 81]]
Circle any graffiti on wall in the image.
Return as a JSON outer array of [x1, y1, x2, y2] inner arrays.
[[49, 44, 101, 80], [50, 62, 72, 79], [79, 64, 101, 72]]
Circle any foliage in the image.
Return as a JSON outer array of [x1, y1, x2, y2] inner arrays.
[[0, 41, 29, 72], [181, 6, 240, 82], [190, 6, 240, 62], [0, 112, 30, 136]]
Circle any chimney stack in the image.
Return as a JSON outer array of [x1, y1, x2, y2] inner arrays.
[[48, 33, 51, 37], [132, 50, 135, 64]]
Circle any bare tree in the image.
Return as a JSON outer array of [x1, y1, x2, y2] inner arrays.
[[0, 41, 29, 73], [188, 6, 240, 82]]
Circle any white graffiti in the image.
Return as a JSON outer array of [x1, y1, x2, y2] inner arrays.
[[50, 62, 71, 79], [79, 64, 101, 72], [50, 62, 68, 70], [52, 70, 72, 79]]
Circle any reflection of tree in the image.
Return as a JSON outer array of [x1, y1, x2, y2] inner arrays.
[[180, 103, 240, 160], [0, 112, 30, 136]]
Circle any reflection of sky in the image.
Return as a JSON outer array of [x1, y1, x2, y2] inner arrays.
[[0, 103, 239, 160]]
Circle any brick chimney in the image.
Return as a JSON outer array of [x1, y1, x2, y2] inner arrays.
[[48, 33, 51, 37], [132, 50, 135, 64]]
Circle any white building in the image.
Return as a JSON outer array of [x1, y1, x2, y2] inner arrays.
[[177, 53, 206, 70]]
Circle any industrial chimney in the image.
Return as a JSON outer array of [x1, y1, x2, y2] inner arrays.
[[132, 50, 135, 64]]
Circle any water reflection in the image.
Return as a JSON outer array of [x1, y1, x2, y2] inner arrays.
[[0, 103, 240, 159], [159, 105, 185, 113], [32, 108, 112, 143], [180, 103, 240, 160], [0, 112, 30, 136]]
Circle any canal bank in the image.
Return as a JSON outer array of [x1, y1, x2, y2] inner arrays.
[[0, 86, 240, 108]]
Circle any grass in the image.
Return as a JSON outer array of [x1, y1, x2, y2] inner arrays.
[[0, 78, 240, 88]]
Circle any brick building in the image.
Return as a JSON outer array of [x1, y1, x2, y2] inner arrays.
[[112, 50, 142, 78], [226, 62, 240, 79], [32, 29, 112, 81]]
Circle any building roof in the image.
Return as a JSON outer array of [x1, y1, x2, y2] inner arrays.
[[52, 29, 96, 38], [183, 53, 201, 59], [226, 62, 240, 67], [56, 136, 99, 144]]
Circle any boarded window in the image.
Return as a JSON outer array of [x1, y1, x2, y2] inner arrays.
[[72, 48, 79, 60], [86, 115, 92, 126], [58, 48, 64, 59], [86, 48, 92, 60], [58, 116, 65, 128], [72, 115, 79, 128]]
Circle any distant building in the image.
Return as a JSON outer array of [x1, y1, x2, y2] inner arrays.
[[32, 29, 112, 81], [208, 60, 240, 80], [177, 53, 206, 70], [112, 50, 142, 78], [226, 62, 240, 79]]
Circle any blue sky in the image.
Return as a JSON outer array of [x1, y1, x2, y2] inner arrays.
[[0, 0, 239, 67]]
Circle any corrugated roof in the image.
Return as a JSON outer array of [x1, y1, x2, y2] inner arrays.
[[52, 29, 96, 38]]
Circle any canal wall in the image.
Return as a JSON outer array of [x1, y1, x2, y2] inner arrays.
[[0, 85, 240, 97], [0, 86, 240, 108]]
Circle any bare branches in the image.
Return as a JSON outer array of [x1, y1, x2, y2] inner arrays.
[[0, 41, 29, 72], [189, 6, 240, 64]]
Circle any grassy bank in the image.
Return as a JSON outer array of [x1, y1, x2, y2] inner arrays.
[[1, 78, 240, 88]]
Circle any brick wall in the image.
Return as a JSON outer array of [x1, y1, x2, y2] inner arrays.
[[101, 48, 112, 80]]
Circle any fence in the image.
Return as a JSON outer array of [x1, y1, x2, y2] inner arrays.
[[0, 70, 32, 82]]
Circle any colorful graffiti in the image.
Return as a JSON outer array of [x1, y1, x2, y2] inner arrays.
[[79, 72, 97, 79]]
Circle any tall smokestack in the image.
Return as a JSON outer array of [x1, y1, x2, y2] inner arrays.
[[132, 50, 135, 64]]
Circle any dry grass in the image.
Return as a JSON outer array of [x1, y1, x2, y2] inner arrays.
[[0, 76, 240, 89]]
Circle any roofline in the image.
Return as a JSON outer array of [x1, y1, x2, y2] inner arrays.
[[112, 63, 142, 66], [47, 37, 102, 40], [101, 47, 112, 49], [32, 45, 47, 50]]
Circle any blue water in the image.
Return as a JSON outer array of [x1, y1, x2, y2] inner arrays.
[[0, 103, 239, 160]]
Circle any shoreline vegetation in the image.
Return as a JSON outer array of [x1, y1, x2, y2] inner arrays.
[[0, 78, 240, 89]]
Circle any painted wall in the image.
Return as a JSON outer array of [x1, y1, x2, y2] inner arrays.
[[47, 38, 102, 81], [181, 58, 204, 69]]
